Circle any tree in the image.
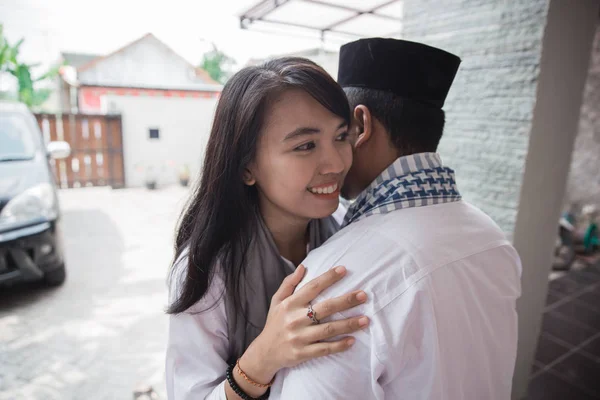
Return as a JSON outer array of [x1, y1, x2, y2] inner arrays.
[[200, 45, 236, 84], [0, 25, 20, 73], [0, 24, 61, 108]]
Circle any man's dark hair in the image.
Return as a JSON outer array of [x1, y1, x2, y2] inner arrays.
[[344, 87, 445, 155]]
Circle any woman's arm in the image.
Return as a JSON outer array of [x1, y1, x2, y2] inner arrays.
[[227, 265, 370, 398], [167, 261, 369, 400]]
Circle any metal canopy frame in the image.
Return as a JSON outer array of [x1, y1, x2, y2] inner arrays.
[[239, 0, 403, 40]]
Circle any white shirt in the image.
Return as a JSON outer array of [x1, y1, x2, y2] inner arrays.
[[165, 201, 521, 400], [270, 200, 522, 399]]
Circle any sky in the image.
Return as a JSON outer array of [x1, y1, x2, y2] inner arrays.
[[0, 0, 350, 76]]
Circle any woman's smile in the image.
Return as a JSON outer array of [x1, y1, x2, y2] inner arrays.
[[307, 181, 341, 198]]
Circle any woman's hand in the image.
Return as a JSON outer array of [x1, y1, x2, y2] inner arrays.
[[240, 264, 368, 385]]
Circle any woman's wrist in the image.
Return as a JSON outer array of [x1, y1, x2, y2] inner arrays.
[[226, 363, 270, 400], [239, 339, 278, 385]]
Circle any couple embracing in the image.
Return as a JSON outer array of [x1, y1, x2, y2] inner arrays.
[[166, 38, 522, 400]]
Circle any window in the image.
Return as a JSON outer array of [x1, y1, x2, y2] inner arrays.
[[149, 128, 160, 139], [0, 113, 38, 161]]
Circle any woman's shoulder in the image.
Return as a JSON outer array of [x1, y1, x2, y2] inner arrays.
[[168, 248, 226, 312]]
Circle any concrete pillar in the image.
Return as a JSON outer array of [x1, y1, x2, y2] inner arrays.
[[511, 1, 598, 398]]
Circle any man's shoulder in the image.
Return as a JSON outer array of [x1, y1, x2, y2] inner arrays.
[[299, 201, 515, 310], [303, 215, 403, 274], [299, 217, 420, 311]]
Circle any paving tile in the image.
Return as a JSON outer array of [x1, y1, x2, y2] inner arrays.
[[569, 270, 600, 286], [549, 351, 600, 397], [545, 291, 562, 308], [540, 312, 597, 346], [552, 298, 600, 330], [581, 336, 600, 360], [528, 370, 597, 400], [576, 289, 600, 310], [549, 276, 586, 296], [534, 334, 571, 365]]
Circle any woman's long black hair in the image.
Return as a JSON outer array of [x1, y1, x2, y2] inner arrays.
[[167, 57, 350, 315]]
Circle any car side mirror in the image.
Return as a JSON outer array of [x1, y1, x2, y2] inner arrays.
[[47, 141, 71, 160]]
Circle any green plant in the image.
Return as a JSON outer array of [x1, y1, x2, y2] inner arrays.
[[200, 44, 236, 84], [0, 24, 61, 108]]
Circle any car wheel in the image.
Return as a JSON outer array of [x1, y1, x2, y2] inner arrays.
[[44, 264, 66, 286]]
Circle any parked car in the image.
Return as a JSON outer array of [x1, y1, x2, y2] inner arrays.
[[0, 101, 71, 287]]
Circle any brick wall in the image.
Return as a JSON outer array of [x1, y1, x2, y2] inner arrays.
[[401, 0, 550, 234], [565, 21, 600, 209]]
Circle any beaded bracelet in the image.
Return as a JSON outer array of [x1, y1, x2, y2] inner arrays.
[[226, 363, 270, 400]]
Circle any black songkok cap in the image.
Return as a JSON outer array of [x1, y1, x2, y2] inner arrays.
[[338, 38, 461, 108]]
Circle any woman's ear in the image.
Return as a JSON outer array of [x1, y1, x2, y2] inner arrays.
[[242, 168, 256, 186], [353, 105, 373, 149]]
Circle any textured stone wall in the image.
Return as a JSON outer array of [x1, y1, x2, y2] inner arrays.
[[566, 21, 600, 209], [401, 0, 550, 234]]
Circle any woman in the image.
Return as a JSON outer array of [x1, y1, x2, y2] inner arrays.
[[166, 57, 368, 400]]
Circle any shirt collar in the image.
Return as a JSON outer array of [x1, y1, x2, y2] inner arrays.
[[362, 152, 443, 194]]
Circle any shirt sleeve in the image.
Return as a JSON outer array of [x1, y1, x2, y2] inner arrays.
[[165, 257, 229, 400]]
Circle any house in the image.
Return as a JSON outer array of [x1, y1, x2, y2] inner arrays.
[[57, 33, 220, 113], [49, 33, 222, 188]]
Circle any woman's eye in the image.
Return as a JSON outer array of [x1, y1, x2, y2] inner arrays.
[[336, 131, 350, 141], [294, 142, 316, 151]]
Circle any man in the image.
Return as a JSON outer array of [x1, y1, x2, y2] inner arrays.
[[270, 38, 522, 399]]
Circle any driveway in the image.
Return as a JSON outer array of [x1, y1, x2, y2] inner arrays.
[[0, 186, 190, 400]]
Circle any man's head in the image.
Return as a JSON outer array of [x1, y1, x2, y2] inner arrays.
[[337, 38, 461, 199]]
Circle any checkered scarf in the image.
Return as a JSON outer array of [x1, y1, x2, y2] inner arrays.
[[343, 153, 462, 227]]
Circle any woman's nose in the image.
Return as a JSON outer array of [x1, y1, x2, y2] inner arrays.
[[319, 145, 345, 175]]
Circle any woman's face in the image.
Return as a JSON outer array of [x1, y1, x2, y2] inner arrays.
[[248, 89, 352, 222]]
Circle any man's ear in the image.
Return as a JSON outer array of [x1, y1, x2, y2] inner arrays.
[[353, 105, 373, 149]]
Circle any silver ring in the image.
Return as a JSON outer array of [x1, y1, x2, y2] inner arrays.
[[307, 304, 320, 324]]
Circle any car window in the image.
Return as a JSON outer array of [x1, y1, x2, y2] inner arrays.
[[0, 112, 38, 161]]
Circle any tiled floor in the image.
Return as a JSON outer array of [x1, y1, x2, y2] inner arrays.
[[527, 259, 600, 399]]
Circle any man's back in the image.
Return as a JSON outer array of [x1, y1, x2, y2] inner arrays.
[[271, 201, 522, 399]]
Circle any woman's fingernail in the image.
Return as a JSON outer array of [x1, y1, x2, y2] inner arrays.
[[347, 338, 355, 346], [356, 291, 367, 302], [335, 266, 346, 275], [359, 317, 369, 327]]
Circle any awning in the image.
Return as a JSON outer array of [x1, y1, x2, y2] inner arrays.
[[239, 0, 403, 42]]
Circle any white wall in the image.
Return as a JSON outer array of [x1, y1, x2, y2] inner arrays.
[[103, 94, 217, 188]]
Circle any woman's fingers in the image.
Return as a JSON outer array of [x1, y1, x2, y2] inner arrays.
[[300, 337, 357, 361], [311, 290, 367, 320], [289, 266, 346, 306], [271, 265, 306, 304], [303, 316, 369, 343]]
